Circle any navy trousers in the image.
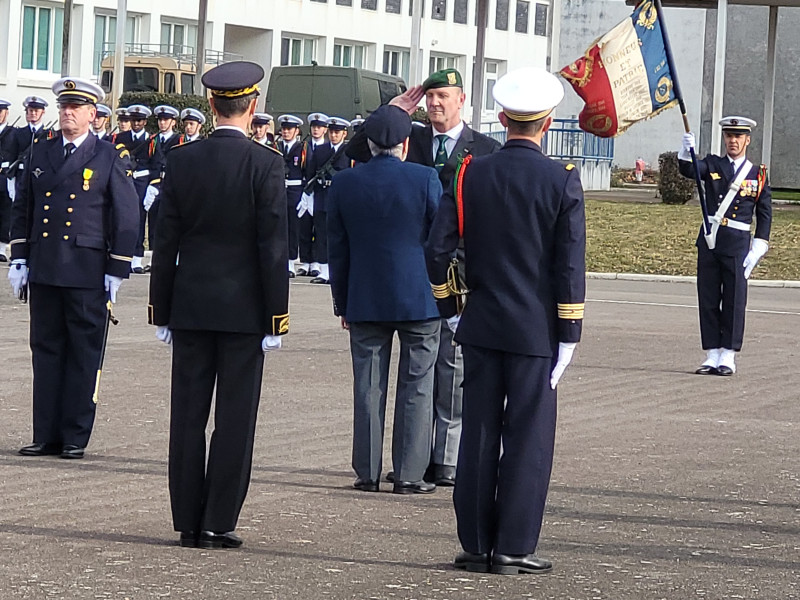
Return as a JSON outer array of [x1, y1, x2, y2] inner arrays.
[[29, 283, 107, 447], [455, 344, 557, 556], [696, 243, 748, 350], [286, 186, 302, 261]]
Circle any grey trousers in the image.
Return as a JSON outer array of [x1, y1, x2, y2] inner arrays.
[[432, 319, 464, 466], [349, 319, 439, 483]]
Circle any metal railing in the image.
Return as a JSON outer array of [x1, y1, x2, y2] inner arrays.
[[100, 43, 241, 69], [479, 119, 614, 163]]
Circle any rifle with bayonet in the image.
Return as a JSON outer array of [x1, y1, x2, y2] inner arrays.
[[303, 142, 349, 195]]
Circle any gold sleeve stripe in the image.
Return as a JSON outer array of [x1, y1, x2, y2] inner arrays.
[[9, 238, 26, 245], [149, 178, 161, 185], [272, 313, 290, 335], [558, 303, 585, 320], [110, 254, 133, 262], [431, 282, 450, 299]]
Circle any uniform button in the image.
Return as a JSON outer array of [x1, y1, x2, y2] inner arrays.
[[43, 218, 48, 224], [732, 214, 737, 218], [66, 221, 71, 227], [42, 232, 49, 238], [63, 235, 69, 241], [45, 192, 51, 197], [44, 205, 50, 210], [67, 207, 74, 213], [70, 194, 76, 199]]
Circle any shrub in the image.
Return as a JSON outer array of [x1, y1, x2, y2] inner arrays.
[[116, 92, 213, 135], [658, 151, 696, 205]]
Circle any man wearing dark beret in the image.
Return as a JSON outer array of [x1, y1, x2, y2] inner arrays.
[[347, 68, 501, 488], [328, 104, 442, 495]]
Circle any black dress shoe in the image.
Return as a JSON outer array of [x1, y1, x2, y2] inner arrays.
[[19, 442, 61, 456], [309, 269, 321, 277], [695, 365, 717, 375], [491, 553, 552, 575], [434, 464, 456, 486], [393, 480, 436, 495], [309, 277, 329, 284], [386, 471, 395, 483], [0, 254, 8, 262], [288, 271, 296, 279], [198, 531, 243, 549], [453, 551, 490, 573], [353, 478, 379, 492], [179, 531, 198, 547], [296, 267, 308, 276], [715, 365, 734, 376], [60, 445, 85, 459], [142, 264, 151, 273], [132, 266, 144, 274]]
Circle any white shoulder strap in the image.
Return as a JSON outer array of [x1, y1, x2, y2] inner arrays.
[[704, 159, 752, 250]]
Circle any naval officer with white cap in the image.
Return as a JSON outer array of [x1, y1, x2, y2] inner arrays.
[[426, 67, 586, 575], [679, 117, 772, 376]]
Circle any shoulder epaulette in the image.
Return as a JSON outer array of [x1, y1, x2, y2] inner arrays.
[[565, 163, 575, 171], [253, 141, 282, 156], [115, 143, 126, 150]]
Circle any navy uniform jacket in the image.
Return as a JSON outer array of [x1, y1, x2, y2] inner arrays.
[[281, 139, 304, 183], [425, 139, 586, 357], [0, 124, 15, 180], [9, 133, 139, 287], [146, 132, 182, 187], [116, 130, 151, 193], [347, 121, 501, 188], [679, 155, 771, 256], [306, 141, 351, 212], [148, 129, 290, 336], [328, 154, 441, 322]]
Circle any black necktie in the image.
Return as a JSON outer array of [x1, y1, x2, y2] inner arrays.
[[64, 143, 75, 160]]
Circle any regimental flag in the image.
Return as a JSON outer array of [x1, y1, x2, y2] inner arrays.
[[559, 0, 678, 138]]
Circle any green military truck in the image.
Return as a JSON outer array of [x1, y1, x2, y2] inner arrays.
[[265, 65, 406, 122]]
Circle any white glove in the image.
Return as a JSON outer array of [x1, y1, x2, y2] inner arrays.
[[550, 342, 577, 389], [261, 335, 282, 353], [104, 274, 123, 303], [743, 238, 769, 279], [296, 194, 308, 217], [8, 259, 28, 298], [446, 315, 460, 334], [143, 185, 159, 211], [6, 177, 15, 201], [678, 132, 695, 161], [155, 325, 173, 345], [303, 192, 315, 217]]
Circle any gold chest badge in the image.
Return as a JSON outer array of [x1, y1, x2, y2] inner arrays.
[[82, 168, 93, 191]]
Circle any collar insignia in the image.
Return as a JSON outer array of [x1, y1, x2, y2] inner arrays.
[[32, 168, 43, 178]]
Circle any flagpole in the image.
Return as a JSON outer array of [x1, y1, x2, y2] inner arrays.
[[652, 0, 710, 236]]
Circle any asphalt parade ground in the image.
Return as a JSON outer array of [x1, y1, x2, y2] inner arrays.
[[0, 272, 798, 600]]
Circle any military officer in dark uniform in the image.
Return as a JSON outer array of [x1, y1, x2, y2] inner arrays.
[[299, 112, 330, 278], [148, 61, 289, 550], [251, 112, 274, 146], [304, 116, 351, 284], [0, 98, 14, 260], [277, 114, 305, 277], [7, 96, 55, 204], [112, 107, 132, 144], [116, 104, 152, 273], [347, 69, 501, 487], [91, 104, 112, 141], [179, 108, 206, 144], [7, 77, 139, 459], [426, 68, 585, 575], [143, 105, 181, 251], [679, 117, 772, 376]]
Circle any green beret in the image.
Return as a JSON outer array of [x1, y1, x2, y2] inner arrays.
[[422, 69, 463, 92]]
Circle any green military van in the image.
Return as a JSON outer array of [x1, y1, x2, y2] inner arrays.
[[265, 65, 406, 122]]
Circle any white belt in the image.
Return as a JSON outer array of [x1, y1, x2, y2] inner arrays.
[[285, 179, 302, 187], [133, 169, 149, 179], [711, 215, 751, 232]]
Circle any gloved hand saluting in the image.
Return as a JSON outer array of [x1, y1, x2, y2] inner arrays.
[[550, 342, 577, 389], [8, 259, 28, 299], [743, 238, 769, 279], [678, 132, 695, 162]]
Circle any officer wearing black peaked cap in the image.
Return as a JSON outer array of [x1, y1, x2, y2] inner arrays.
[[148, 61, 289, 550]]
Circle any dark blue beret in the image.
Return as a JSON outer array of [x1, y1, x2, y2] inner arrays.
[[365, 105, 411, 148]]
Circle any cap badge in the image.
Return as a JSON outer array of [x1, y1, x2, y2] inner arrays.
[[447, 72, 457, 85], [731, 119, 739, 125], [64, 80, 76, 90]]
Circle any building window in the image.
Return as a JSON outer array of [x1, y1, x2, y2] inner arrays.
[[515, 1, 529, 33], [281, 37, 317, 66], [386, 0, 401, 13], [432, 0, 446, 20], [454, 0, 468, 24], [383, 47, 409, 82], [429, 53, 458, 75], [534, 3, 547, 36], [410, 0, 426, 17], [362, 0, 377, 9], [311, 0, 327, 3], [161, 21, 197, 55], [93, 13, 138, 75], [334, 43, 365, 68], [495, 0, 509, 30], [484, 60, 500, 111], [20, 4, 64, 72], [337, 0, 352, 4]]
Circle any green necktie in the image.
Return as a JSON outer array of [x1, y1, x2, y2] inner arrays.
[[434, 134, 449, 172]]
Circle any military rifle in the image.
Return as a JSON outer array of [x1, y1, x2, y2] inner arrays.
[[303, 142, 349, 195]]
